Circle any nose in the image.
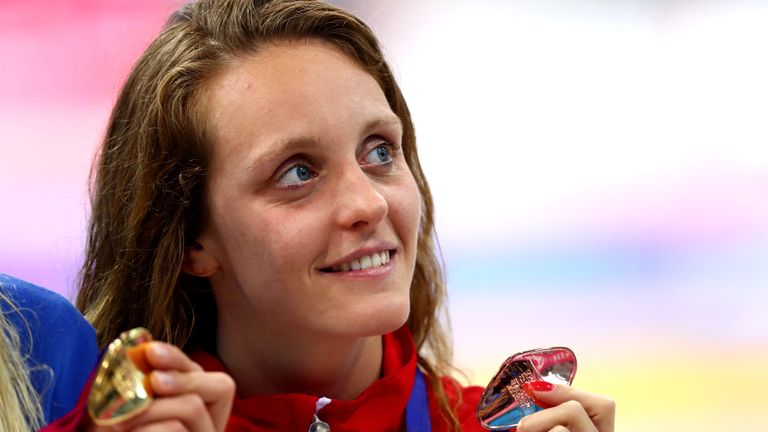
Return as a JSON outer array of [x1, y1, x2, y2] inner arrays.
[[333, 166, 388, 230]]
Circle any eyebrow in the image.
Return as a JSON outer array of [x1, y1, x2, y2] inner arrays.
[[363, 114, 403, 132]]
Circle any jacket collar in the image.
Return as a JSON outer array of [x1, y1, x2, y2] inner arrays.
[[191, 326, 417, 431]]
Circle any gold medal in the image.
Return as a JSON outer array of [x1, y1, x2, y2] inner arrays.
[[87, 327, 154, 426]]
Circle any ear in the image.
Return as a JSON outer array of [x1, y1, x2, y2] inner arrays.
[[182, 241, 221, 277]]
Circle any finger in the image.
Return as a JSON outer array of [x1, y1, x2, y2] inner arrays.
[[526, 381, 616, 432], [144, 342, 204, 373], [150, 370, 235, 431], [118, 394, 215, 432], [525, 383, 615, 432], [549, 427, 570, 432], [517, 400, 595, 432]]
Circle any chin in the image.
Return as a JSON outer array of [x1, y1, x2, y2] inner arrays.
[[347, 296, 410, 337]]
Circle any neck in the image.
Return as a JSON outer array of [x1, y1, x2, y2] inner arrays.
[[216, 316, 383, 400]]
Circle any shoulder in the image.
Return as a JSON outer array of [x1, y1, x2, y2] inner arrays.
[[427, 374, 487, 432], [0, 274, 101, 423], [1, 274, 77, 315], [0, 274, 94, 344]]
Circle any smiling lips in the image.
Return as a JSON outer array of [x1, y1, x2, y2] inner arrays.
[[327, 250, 392, 273]]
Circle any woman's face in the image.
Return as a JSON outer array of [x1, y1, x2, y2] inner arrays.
[[192, 40, 421, 340]]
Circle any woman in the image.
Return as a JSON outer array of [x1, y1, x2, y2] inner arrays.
[[46, 0, 614, 430], [0, 274, 100, 430]]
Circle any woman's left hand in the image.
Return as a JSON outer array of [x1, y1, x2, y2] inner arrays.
[[517, 381, 615, 432], [91, 342, 235, 432]]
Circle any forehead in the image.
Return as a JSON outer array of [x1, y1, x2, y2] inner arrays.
[[201, 40, 394, 154]]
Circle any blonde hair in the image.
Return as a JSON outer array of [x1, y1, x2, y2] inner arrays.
[[78, 0, 461, 427], [0, 291, 45, 432]]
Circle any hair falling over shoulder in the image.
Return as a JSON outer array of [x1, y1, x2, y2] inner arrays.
[[0, 291, 44, 432], [77, 0, 462, 428]]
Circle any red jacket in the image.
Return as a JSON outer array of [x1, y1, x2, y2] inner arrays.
[[43, 327, 485, 431]]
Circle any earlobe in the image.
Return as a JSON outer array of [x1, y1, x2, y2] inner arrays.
[[182, 242, 220, 277]]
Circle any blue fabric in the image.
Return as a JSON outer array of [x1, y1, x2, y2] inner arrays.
[[0, 274, 100, 424], [405, 367, 431, 431], [488, 403, 543, 428]]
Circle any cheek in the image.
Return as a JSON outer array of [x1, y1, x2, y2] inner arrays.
[[229, 212, 324, 272], [392, 175, 422, 243], [212, 209, 327, 309]]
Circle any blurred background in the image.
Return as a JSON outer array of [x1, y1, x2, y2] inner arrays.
[[1, 0, 766, 430]]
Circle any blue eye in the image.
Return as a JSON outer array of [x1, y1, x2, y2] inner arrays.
[[363, 144, 393, 165], [278, 164, 315, 186]]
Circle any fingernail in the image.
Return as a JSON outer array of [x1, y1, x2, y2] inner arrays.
[[152, 370, 174, 389], [149, 342, 169, 359], [522, 380, 554, 409], [525, 380, 555, 392]]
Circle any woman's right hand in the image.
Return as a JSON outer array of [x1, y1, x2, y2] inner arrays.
[[92, 342, 236, 432]]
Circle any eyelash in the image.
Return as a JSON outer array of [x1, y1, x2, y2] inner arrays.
[[361, 140, 399, 167], [276, 161, 317, 189]]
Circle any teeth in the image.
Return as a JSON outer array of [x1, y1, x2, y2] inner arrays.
[[331, 250, 390, 272]]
